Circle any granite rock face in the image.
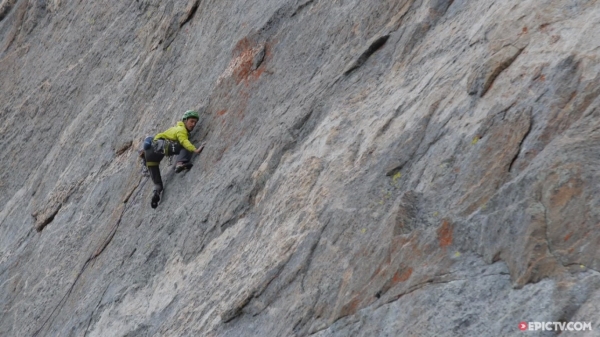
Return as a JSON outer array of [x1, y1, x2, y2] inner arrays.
[[1, 0, 599, 336]]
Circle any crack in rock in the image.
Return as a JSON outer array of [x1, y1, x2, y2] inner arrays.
[[343, 35, 390, 76], [32, 177, 147, 337], [467, 45, 525, 97]]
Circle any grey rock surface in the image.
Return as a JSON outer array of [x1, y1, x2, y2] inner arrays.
[[1, 0, 599, 336]]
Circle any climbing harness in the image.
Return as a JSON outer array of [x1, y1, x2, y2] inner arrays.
[[152, 139, 180, 156], [151, 138, 180, 168]]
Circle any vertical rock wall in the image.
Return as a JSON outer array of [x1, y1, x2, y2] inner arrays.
[[1, 0, 599, 336]]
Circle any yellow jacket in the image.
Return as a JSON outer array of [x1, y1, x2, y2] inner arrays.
[[154, 121, 196, 152]]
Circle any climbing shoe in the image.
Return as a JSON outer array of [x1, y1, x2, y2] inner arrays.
[[151, 191, 160, 208], [175, 162, 193, 173]]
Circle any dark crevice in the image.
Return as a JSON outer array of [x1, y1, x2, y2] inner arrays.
[[481, 47, 525, 97], [298, 230, 325, 290], [294, 290, 322, 335], [0, 0, 16, 22], [415, 115, 451, 160], [508, 115, 532, 173], [292, 0, 315, 17], [386, 163, 405, 178], [222, 220, 331, 327], [292, 109, 313, 134], [294, 99, 331, 143], [219, 210, 246, 232], [376, 104, 404, 138], [32, 177, 147, 337], [83, 284, 111, 337], [248, 140, 294, 207], [344, 35, 390, 76], [115, 141, 132, 156], [252, 46, 266, 71], [241, 230, 324, 323], [375, 95, 421, 142], [180, 0, 199, 28], [253, 2, 296, 40], [36, 204, 62, 232], [163, 0, 200, 50], [221, 291, 255, 323], [252, 260, 290, 300], [385, 109, 434, 177]]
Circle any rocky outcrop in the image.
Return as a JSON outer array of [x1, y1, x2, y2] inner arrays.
[[1, 0, 599, 336]]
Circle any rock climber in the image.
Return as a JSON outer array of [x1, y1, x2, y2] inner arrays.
[[141, 110, 205, 208]]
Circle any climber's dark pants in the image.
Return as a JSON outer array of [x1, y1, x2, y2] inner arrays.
[[144, 146, 193, 193], [144, 147, 165, 193], [176, 148, 193, 163]]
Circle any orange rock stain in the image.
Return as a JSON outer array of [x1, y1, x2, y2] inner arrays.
[[437, 219, 453, 248]]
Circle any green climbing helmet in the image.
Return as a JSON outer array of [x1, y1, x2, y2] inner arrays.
[[182, 110, 199, 121]]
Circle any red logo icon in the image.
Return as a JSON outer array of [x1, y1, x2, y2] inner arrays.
[[519, 322, 528, 331]]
